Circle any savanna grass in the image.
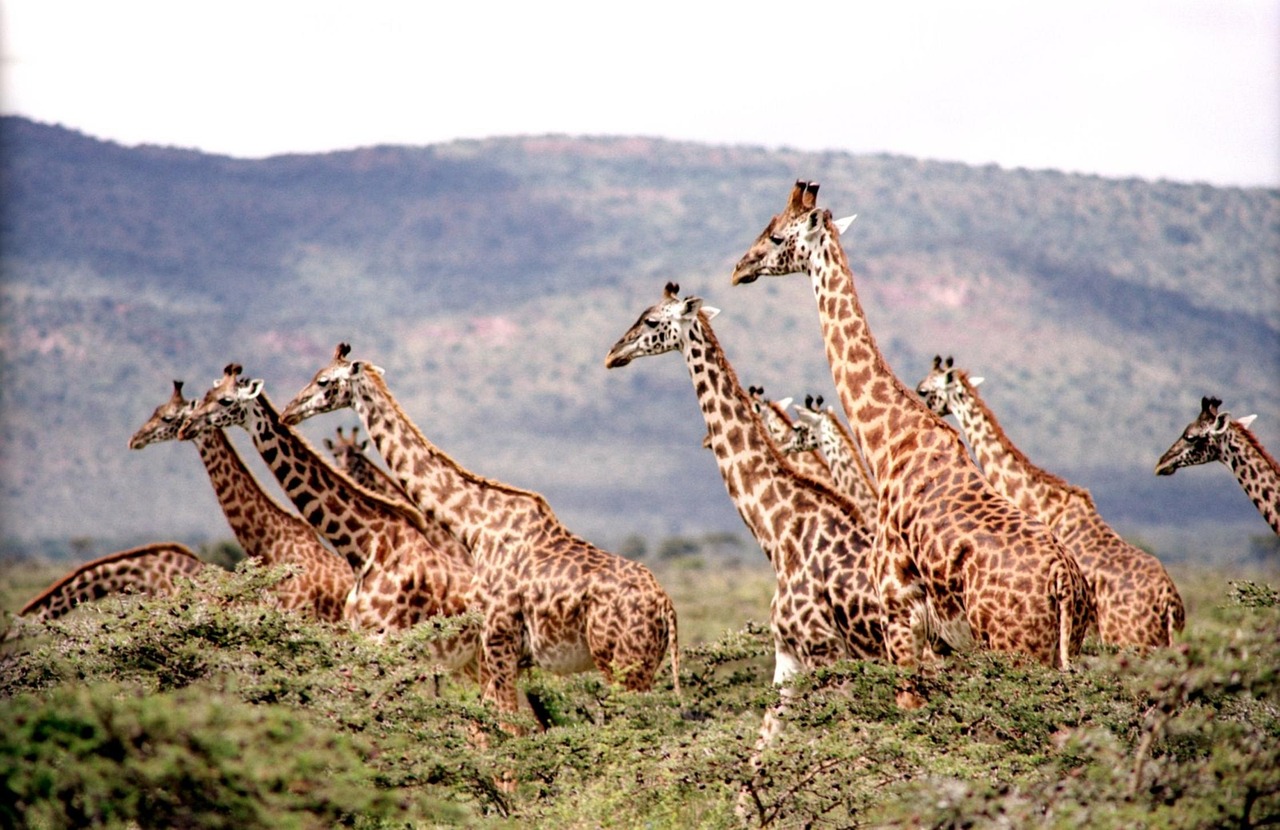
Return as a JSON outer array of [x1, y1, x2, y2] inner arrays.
[[0, 557, 1276, 828]]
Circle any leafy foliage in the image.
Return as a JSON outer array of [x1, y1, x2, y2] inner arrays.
[[1, 561, 1277, 828]]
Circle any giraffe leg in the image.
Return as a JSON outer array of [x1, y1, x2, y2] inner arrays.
[[737, 647, 804, 823]]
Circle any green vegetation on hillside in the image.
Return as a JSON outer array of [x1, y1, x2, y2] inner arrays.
[[1, 560, 1277, 828], [1, 117, 1277, 557]]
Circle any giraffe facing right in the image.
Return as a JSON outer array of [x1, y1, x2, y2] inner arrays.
[[917, 356, 1182, 647], [18, 543, 206, 622], [1157, 396, 1280, 536]]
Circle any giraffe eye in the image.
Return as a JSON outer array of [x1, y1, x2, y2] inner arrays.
[[316, 377, 329, 387], [644, 318, 659, 329], [769, 234, 785, 245]]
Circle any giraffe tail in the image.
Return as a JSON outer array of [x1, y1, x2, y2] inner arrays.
[[1166, 584, 1187, 644], [665, 597, 682, 697]]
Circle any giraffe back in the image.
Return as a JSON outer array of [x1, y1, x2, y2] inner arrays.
[[19, 543, 206, 621]]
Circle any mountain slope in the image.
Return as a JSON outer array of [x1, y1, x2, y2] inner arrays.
[[2, 117, 1277, 560]]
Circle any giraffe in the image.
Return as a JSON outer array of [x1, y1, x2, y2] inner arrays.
[[605, 282, 892, 748], [1157, 396, 1279, 535], [17, 543, 205, 622], [325, 425, 415, 507], [731, 181, 1093, 695], [280, 343, 680, 728], [179, 365, 479, 671], [917, 356, 1184, 647], [129, 380, 354, 622], [746, 386, 839, 490], [786, 395, 879, 530]]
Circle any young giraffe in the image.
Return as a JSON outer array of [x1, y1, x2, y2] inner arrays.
[[606, 284, 893, 738], [18, 543, 205, 622], [746, 386, 839, 491], [786, 395, 880, 531], [280, 343, 680, 727], [129, 380, 354, 622], [326, 425, 416, 507], [1157, 396, 1279, 535], [917, 357, 1184, 647], [732, 181, 1093, 693], [179, 365, 479, 669]]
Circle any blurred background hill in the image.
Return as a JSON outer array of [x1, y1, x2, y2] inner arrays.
[[2, 116, 1277, 564]]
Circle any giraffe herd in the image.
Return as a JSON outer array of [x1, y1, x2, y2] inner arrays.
[[12, 180, 1275, 770]]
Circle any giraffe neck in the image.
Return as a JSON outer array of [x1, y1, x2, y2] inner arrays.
[[819, 414, 878, 520], [680, 314, 822, 570], [1222, 424, 1280, 534], [193, 429, 313, 563], [945, 373, 1070, 522], [805, 228, 958, 489], [349, 373, 549, 553], [243, 394, 423, 570]]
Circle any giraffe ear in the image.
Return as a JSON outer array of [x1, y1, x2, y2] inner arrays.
[[242, 378, 265, 399], [1238, 414, 1258, 429], [1211, 413, 1232, 434], [971, 376, 985, 387], [833, 214, 857, 234], [776, 396, 794, 411], [701, 305, 721, 321]]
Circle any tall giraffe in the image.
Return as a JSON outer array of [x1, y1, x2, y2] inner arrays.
[[18, 543, 205, 622], [747, 386, 839, 490], [325, 425, 415, 507], [1157, 396, 1280, 535], [280, 343, 680, 726], [179, 365, 478, 669], [917, 357, 1184, 647], [129, 380, 354, 622], [606, 283, 894, 742], [786, 395, 879, 529], [732, 181, 1093, 683]]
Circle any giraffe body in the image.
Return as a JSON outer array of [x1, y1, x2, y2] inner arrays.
[[280, 345, 680, 724], [606, 283, 893, 751], [732, 181, 1093, 675], [129, 380, 353, 622], [787, 396, 879, 532], [18, 543, 205, 621], [181, 367, 478, 669], [918, 358, 1183, 647], [1157, 396, 1280, 535]]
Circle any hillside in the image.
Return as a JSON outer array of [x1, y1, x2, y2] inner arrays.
[[1, 117, 1277, 561]]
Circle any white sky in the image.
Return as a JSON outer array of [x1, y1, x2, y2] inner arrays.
[[2, 0, 1277, 187]]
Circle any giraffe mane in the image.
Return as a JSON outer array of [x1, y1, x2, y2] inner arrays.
[[956, 371, 1088, 500], [17, 542, 201, 616], [362, 369, 560, 513], [696, 309, 863, 512], [1234, 417, 1280, 476]]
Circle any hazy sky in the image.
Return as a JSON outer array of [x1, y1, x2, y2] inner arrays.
[[3, 0, 1277, 187]]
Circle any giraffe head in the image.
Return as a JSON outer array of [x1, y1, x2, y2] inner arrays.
[[1155, 396, 1259, 475], [603, 282, 719, 368], [325, 425, 369, 468], [915, 355, 985, 417], [129, 380, 198, 449], [179, 364, 263, 438], [281, 342, 383, 426], [731, 180, 833, 285], [785, 395, 827, 454]]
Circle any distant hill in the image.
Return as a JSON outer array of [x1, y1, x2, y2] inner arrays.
[[2, 116, 1277, 562]]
